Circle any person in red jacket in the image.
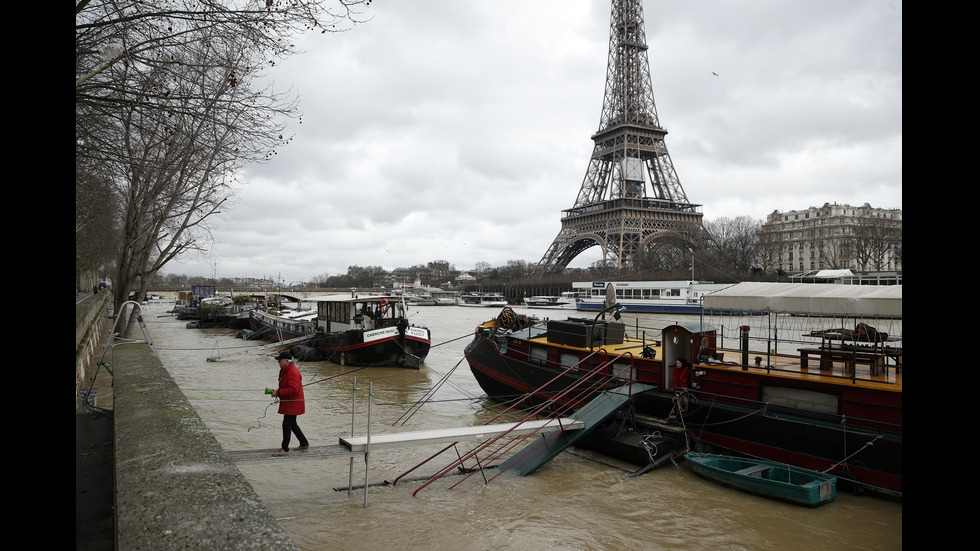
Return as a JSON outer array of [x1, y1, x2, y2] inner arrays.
[[672, 358, 691, 391], [270, 351, 310, 456], [668, 358, 692, 423]]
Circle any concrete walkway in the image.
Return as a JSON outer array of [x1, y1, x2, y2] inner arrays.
[[75, 294, 300, 550]]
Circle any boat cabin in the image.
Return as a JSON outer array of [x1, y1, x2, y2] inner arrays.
[[309, 295, 409, 333], [662, 322, 718, 389], [571, 280, 733, 302]]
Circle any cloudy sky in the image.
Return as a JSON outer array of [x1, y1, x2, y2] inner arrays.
[[166, 0, 902, 285]]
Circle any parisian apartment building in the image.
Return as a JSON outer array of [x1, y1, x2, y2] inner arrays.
[[759, 202, 902, 275]]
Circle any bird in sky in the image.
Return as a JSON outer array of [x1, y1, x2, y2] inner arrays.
[[712, 71, 719, 76]]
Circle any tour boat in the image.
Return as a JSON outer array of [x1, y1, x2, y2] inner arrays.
[[308, 294, 431, 368], [459, 292, 508, 307], [392, 287, 459, 306], [430, 288, 460, 306], [463, 282, 902, 500], [571, 280, 738, 314], [523, 292, 577, 310]]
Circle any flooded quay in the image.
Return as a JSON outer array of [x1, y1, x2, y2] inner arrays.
[[138, 298, 901, 550]]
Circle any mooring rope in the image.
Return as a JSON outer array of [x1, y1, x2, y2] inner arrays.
[[393, 356, 466, 426], [822, 418, 884, 474]]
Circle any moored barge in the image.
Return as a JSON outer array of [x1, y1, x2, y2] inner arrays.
[[464, 282, 902, 499]]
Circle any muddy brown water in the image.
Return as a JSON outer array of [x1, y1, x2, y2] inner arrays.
[[140, 299, 901, 550]]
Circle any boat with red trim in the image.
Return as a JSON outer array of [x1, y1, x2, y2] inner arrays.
[[309, 293, 432, 368], [463, 282, 902, 500]]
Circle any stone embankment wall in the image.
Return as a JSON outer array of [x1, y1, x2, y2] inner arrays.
[[76, 292, 111, 405]]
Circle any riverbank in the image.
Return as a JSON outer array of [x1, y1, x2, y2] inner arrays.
[[75, 295, 301, 550]]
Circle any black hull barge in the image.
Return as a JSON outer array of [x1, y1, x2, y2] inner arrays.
[[309, 293, 431, 368], [248, 308, 318, 342], [464, 283, 902, 500]]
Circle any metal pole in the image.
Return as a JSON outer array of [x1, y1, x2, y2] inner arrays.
[[767, 314, 773, 372], [741, 325, 750, 370], [348, 377, 356, 496], [363, 382, 372, 507]]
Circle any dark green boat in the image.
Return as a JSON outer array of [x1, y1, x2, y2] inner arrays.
[[685, 452, 837, 507]]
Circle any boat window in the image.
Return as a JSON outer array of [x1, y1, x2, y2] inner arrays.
[[327, 302, 350, 323], [559, 353, 579, 369], [530, 347, 548, 365], [762, 386, 838, 415], [610, 361, 633, 380]]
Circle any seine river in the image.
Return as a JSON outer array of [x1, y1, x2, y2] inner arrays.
[[139, 297, 902, 550]]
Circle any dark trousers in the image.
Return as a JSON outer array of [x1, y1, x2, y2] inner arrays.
[[281, 415, 309, 451]]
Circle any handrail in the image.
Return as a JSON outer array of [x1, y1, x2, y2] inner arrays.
[[481, 354, 640, 485], [83, 301, 156, 413], [410, 358, 611, 496], [706, 345, 900, 386], [401, 331, 639, 496]]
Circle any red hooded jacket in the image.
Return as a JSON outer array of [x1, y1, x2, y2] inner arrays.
[[275, 362, 305, 415]]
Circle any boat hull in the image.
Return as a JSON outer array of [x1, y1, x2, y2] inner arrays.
[[574, 299, 759, 315], [316, 325, 431, 368], [464, 324, 902, 499], [685, 452, 837, 507], [574, 299, 703, 314], [459, 293, 508, 307], [248, 310, 317, 342], [523, 301, 577, 310]]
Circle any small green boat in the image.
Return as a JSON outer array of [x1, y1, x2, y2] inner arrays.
[[685, 452, 836, 507]]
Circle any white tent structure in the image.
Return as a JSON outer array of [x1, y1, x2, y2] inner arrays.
[[703, 282, 902, 318]]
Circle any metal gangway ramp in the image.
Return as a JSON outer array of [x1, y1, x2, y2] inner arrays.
[[498, 382, 656, 476], [340, 418, 585, 452], [399, 348, 657, 496]]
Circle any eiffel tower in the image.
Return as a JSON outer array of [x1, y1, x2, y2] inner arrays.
[[534, 0, 704, 274]]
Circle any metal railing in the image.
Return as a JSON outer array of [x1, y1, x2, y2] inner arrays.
[[396, 339, 639, 496]]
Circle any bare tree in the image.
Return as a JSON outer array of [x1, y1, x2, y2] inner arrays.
[[851, 215, 902, 271], [818, 238, 855, 270], [76, 0, 373, 329], [76, 152, 119, 290], [473, 261, 492, 275], [703, 216, 762, 276], [753, 218, 782, 276]]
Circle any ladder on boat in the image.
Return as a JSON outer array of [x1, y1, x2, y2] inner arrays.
[[206, 333, 316, 362], [397, 348, 658, 496]]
